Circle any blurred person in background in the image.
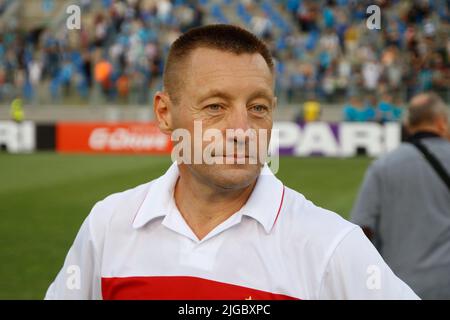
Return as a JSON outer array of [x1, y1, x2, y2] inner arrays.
[[10, 97, 24, 122], [362, 57, 382, 94], [94, 55, 113, 102], [28, 53, 43, 105], [343, 94, 376, 122], [351, 92, 450, 299], [363, 95, 378, 121], [302, 93, 321, 122], [250, 12, 272, 39], [377, 92, 403, 123]]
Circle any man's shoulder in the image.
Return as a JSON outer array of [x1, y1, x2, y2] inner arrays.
[[87, 177, 158, 232], [362, 143, 421, 176], [422, 138, 450, 162], [376, 143, 417, 166], [371, 138, 450, 172], [279, 186, 358, 247]]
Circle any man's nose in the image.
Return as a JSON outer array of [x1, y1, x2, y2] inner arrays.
[[225, 105, 255, 146], [226, 105, 250, 132]]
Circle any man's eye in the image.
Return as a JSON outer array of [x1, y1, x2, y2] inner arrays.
[[250, 105, 269, 113], [205, 104, 223, 112]]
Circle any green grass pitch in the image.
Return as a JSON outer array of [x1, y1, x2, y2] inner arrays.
[[0, 153, 372, 299]]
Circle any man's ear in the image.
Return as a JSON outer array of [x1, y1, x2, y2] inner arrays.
[[435, 115, 449, 137], [153, 91, 174, 134]]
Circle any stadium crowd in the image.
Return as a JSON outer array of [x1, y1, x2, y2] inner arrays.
[[0, 0, 448, 120]]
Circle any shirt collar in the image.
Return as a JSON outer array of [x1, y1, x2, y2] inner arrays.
[[132, 162, 285, 234], [407, 130, 441, 141]]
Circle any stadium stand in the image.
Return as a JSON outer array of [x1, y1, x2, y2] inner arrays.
[[0, 0, 448, 123]]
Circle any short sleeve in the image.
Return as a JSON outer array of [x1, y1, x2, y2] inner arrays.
[[44, 205, 103, 300], [318, 227, 420, 300]]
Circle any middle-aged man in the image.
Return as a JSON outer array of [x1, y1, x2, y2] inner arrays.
[[351, 92, 450, 299], [45, 25, 418, 300]]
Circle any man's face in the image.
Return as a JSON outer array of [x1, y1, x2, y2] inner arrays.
[[170, 47, 275, 190]]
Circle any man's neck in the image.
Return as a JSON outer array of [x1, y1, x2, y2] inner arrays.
[[173, 166, 257, 241], [408, 126, 443, 140]]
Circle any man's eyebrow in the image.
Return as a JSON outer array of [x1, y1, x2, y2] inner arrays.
[[247, 89, 274, 102], [197, 89, 273, 103], [197, 89, 234, 103]]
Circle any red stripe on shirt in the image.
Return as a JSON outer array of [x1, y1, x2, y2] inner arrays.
[[272, 185, 285, 228], [101, 275, 299, 300]]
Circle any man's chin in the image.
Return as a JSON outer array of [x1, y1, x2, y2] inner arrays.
[[206, 164, 262, 189]]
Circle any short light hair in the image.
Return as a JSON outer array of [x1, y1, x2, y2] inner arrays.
[[407, 92, 449, 127], [163, 24, 274, 104]]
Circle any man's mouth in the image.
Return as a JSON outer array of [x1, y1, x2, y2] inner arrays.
[[212, 153, 249, 159]]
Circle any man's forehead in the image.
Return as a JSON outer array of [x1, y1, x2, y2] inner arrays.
[[186, 47, 273, 81]]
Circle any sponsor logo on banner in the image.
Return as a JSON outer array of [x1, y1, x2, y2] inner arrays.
[[275, 121, 401, 157], [55, 121, 400, 157], [0, 121, 35, 153], [57, 122, 172, 154]]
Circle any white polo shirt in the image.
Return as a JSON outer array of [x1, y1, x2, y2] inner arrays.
[[45, 162, 419, 300]]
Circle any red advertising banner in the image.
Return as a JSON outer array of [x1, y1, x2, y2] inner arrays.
[[56, 122, 172, 154]]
